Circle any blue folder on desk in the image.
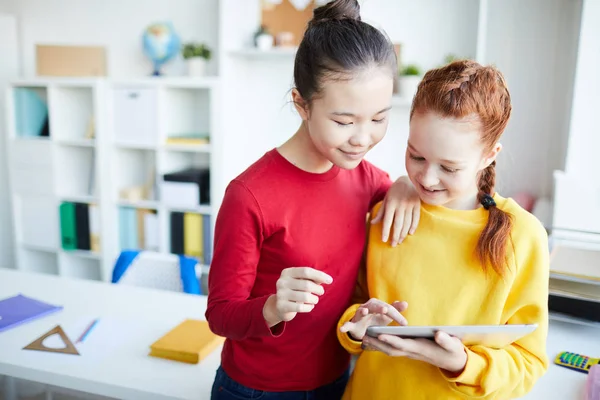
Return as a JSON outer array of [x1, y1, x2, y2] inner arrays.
[[0, 294, 62, 333]]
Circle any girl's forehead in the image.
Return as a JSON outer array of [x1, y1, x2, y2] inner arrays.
[[409, 113, 484, 159], [317, 69, 393, 112]]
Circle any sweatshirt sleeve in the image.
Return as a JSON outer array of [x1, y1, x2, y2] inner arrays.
[[336, 204, 382, 355], [441, 220, 550, 399], [205, 180, 285, 340], [337, 304, 364, 355]]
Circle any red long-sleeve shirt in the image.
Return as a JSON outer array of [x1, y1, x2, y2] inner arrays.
[[206, 149, 390, 391]]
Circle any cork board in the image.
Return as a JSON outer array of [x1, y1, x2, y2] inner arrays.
[[261, 0, 316, 47], [36, 45, 107, 77]]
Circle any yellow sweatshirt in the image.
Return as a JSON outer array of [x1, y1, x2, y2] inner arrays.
[[337, 194, 549, 400]]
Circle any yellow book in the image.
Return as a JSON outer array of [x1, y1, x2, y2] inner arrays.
[[184, 212, 203, 260], [149, 319, 224, 364], [89, 204, 101, 253], [165, 137, 209, 145]]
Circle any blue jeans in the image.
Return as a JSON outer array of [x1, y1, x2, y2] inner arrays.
[[211, 366, 349, 400]]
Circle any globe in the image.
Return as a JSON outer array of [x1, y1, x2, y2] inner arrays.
[[142, 22, 181, 76]]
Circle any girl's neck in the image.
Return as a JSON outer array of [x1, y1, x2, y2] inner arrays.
[[277, 122, 334, 174], [443, 191, 481, 211]]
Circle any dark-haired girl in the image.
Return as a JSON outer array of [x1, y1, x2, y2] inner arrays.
[[206, 0, 419, 399]]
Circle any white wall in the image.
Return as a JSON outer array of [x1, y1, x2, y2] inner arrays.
[[485, 0, 581, 198], [219, 0, 581, 200], [361, 0, 480, 71], [219, 0, 482, 184], [564, 0, 600, 178], [363, 0, 480, 180], [6, 0, 219, 78]]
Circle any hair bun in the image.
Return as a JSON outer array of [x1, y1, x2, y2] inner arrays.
[[310, 0, 361, 27]]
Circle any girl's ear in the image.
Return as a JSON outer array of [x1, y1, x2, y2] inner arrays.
[[292, 88, 310, 120], [481, 142, 502, 169]]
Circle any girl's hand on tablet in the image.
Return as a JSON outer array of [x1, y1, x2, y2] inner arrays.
[[340, 298, 408, 341], [362, 330, 467, 374]]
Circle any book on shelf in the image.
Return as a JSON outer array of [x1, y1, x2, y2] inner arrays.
[[165, 133, 209, 146], [14, 87, 49, 138], [170, 211, 212, 265], [119, 206, 159, 252], [59, 201, 100, 252]]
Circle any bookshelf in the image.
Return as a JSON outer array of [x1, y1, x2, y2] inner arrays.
[[5, 77, 220, 284]]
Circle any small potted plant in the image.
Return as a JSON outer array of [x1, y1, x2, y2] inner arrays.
[[399, 64, 422, 98], [182, 42, 211, 77], [254, 25, 274, 51]]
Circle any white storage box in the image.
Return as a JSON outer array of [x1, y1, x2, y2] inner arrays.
[[160, 181, 200, 208]]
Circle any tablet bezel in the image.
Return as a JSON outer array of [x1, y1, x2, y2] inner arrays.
[[365, 324, 538, 347]]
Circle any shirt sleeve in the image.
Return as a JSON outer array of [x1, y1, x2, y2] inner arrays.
[[205, 180, 285, 340], [366, 162, 392, 210], [441, 220, 550, 398]]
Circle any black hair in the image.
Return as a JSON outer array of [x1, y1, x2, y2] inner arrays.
[[293, 0, 397, 106]]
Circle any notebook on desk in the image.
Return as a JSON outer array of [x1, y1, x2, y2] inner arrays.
[[0, 294, 63, 333], [149, 319, 224, 364]]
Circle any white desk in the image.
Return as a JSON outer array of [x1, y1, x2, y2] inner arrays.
[[0, 269, 221, 400], [1, 269, 599, 400], [522, 318, 600, 399]]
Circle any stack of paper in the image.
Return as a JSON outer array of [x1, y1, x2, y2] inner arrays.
[[550, 245, 600, 281], [550, 278, 600, 302], [149, 319, 224, 364], [549, 244, 600, 323]]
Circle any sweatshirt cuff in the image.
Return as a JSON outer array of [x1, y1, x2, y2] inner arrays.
[[337, 304, 364, 355], [252, 295, 286, 338], [441, 347, 487, 386]]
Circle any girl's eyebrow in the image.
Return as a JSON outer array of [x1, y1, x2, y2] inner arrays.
[[408, 142, 465, 166], [331, 106, 392, 117], [440, 159, 464, 166]]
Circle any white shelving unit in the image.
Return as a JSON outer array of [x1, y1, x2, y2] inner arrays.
[[6, 78, 109, 281], [229, 47, 298, 58], [5, 77, 221, 283]]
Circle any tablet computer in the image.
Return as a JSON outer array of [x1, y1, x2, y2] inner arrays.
[[365, 324, 538, 348]]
